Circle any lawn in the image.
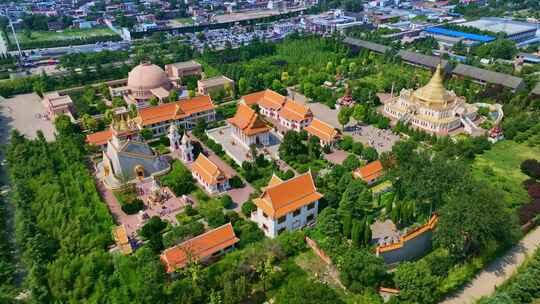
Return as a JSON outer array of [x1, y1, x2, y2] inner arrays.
[[174, 17, 194, 25], [472, 140, 540, 208], [10, 28, 118, 44]]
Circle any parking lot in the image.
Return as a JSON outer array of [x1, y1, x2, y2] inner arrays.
[[0, 93, 55, 144]]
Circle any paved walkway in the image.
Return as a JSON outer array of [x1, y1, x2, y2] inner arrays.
[[0, 93, 55, 143], [442, 226, 540, 304]]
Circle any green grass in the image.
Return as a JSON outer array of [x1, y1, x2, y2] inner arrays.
[[472, 140, 540, 208], [10, 27, 117, 43], [174, 17, 194, 25]]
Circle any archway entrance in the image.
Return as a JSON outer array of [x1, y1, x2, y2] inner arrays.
[[134, 165, 145, 180]]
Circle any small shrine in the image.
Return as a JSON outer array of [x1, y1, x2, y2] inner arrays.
[[147, 177, 168, 205], [168, 124, 194, 162], [336, 84, 356, 110], [488, 124, 504, 143]]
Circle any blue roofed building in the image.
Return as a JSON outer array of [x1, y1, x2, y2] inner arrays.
[[422, 27, 495, 49]]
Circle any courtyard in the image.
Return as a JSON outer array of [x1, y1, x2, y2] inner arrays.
[[207, 125, 281, 165], [345, 124, 401, 154], [0, 93, 56, 143]]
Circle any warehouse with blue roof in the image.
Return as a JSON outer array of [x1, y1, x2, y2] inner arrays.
[[422, 27, 496, 49]]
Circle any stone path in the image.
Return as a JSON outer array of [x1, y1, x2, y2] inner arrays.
[[442, 226, 540, 304]]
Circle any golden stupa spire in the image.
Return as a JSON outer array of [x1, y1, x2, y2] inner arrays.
[[413, 64, 450, 105]]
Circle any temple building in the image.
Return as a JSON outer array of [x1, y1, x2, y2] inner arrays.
[[124, 63, 175, 106], [164, 60, 202, 82], [382, 64, 478, 136], [353, 160, 384, 186], [336, 85, 356, 110], [168, 124, 195, 162], [227, 103, 271, 148], [108, 62, 190, 108], [278, 99, 313, 132], [42, 92, 75, 120], [251, 172, 322, 238], [304, 118, 339, 147], [197, 75, 235, 97], [98, 112, 170, 189], [191, 154, 231, 194], [240, 89, 313, 133], [135, 95, 216, 136], [160, 223, 239, 272], [241, 89, 287, 119]]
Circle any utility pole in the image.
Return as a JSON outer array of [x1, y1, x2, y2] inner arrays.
[[4, 9, 23, 68]]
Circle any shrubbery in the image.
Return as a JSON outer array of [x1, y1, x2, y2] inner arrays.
[[121, 198, 144, 215]]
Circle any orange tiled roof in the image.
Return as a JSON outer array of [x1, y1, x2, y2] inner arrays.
[[242, 89, 286, 110], [304, 118, 339, 142], [86, 129, 113, 146], [160, 223, 239, 272], [192, 154, 227, 185], [376, 214, 438, 254], [227, 103, 270, 136], [278, 99, 312, 122], [138, 95, 215, 126], [354, 160, 384, 183], [254, 172, 323, 219]]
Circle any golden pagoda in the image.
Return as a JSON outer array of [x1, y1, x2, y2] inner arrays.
[[381, 64, 478, 136]]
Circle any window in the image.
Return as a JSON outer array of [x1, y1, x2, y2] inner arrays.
[[307, 202, 315, 210], [263, 212, 268, 218], [307, 214, 315, 222], [278, 216, 286, 224], [293, 209, 301, 217], [262, 224, 268, 231]]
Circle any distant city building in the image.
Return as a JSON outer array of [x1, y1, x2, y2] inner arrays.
[[422, 27, 495, 48], [227, 103, 271, 148], [191, 153, 231, 194], [382, 64, 479, 136], [160, 223, 239, 272], [303, 10, 363, 34], [251, 172, 322, 238], [460, 18, 538, 43]]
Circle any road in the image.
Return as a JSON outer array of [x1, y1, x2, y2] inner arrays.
[[442, 226, 540, 303]]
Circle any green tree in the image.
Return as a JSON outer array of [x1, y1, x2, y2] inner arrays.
[[338, 107, 352, 130], [342, 154, 360, 171], [160, 161, 196, 196], [274, 277, 345, 304], [394, 261, 440, 304], [316, 207, 341, 237], [169, 90, 179, 103], [149, 96, 159, 106], [362, 147, 379, 162], [339, 248, 386, 292], [238, 77, 248, 95], [140, 128, 154, 141], [435, 182, 520, 258]]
